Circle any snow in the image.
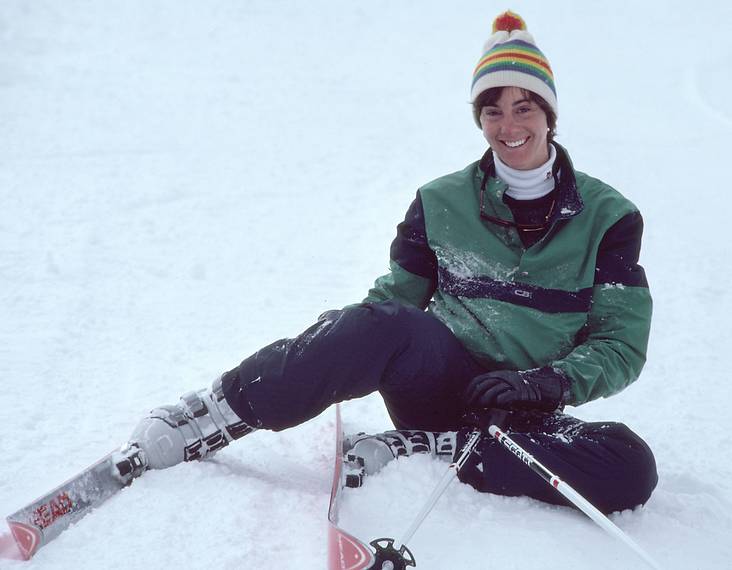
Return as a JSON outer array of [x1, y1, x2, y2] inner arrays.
[[1, 1, 731, 568]]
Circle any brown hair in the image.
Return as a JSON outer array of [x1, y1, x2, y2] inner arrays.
[[472, 87, 557, 142]]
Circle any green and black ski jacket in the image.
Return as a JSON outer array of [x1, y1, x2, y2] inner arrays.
[[364, 144, 652, 406]]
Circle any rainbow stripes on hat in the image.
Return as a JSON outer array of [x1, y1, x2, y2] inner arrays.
[[470, 11, 558, 124], [472, 39, 555, 98]]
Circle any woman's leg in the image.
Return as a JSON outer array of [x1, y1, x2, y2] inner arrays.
[[458, 411, 658, 514], [131, 300, 483, 469], [221, 300, 484, 431]]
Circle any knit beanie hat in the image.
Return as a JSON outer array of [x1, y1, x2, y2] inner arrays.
[[470, 11, 557, 126]]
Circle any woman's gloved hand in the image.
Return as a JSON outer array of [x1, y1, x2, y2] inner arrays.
[[463, 367, 571, 412]]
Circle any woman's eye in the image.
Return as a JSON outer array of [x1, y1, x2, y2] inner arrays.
[[482, 108, 500, 117]]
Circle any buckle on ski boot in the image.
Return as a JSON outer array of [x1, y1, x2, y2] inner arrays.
[[112, 444, 148, 485]]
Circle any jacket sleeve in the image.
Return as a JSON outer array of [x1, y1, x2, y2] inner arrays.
[[363, 191, 438, 309], [551, 211, 653, 405]]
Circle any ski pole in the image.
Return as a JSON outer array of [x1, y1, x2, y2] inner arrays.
[[369, 429, 483, 570], [487, 425, 661, 570], [396, 429, 482, 548]]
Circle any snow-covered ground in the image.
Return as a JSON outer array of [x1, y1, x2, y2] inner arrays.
[[2, 1, 731, 568]]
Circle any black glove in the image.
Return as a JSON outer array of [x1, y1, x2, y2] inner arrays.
[[461, 408, 512, 432], [463, 367, 571, 412]]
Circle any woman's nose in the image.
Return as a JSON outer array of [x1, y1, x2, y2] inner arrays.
[[498, 114, 518, 133]]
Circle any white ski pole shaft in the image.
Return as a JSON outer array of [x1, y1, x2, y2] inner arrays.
[[394, 429, 482, 550], [488, 425, 660, 570]]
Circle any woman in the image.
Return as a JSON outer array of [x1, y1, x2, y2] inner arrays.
[[129, 11, 657, 514]]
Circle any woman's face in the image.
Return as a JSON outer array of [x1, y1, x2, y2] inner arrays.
[[479, 86, 550, 170]]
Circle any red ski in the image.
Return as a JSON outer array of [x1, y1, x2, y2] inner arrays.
[[328, 405, 376, 570], [5, 445, 146, 560]]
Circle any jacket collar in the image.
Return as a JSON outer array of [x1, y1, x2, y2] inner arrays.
[[478, 142, 584, 223]]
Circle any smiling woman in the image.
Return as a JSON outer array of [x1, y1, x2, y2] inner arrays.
[[119, 7, 656, 530]]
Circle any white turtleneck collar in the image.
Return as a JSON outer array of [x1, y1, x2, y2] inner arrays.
[[494, 144, 557, 201]]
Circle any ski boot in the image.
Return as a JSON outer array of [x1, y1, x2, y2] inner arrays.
[[343, 430, 456, 488], [127, 375, 256, 470]]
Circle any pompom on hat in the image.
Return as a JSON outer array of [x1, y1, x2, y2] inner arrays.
[[470, 10, 557, 125]]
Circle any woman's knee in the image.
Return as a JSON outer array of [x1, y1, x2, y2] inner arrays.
[[348, 300, 438, 334], [584, 422, 658, 512]]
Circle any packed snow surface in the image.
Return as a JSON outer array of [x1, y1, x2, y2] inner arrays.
[[2, 1, 732, 568]]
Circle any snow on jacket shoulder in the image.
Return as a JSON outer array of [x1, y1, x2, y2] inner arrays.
[[364, 144, 652, 406]]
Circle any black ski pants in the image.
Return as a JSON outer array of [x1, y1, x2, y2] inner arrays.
[[221, 300, 657, 513]]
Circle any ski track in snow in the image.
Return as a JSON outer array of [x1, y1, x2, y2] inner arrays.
[[2, 1, 732, 568]]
